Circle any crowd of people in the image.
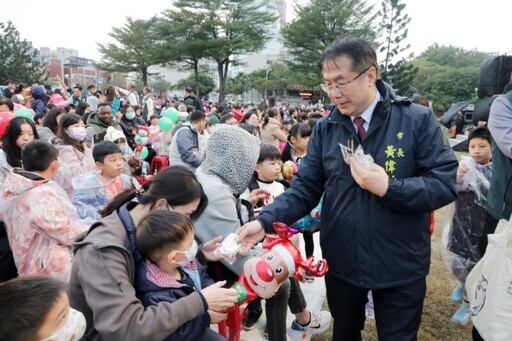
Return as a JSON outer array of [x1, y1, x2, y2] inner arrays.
[[0, 37, 511, 341]]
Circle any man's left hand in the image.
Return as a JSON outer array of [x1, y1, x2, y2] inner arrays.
[[349, 157, 389, 197]]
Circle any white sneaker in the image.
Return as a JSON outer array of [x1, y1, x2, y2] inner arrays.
[[287, 310, 332, 340]]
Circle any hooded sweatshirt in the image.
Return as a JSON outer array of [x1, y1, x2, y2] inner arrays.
[[194, 125, 261, 275], [0, 169, 89, 281], [30, 86, 49, 115]]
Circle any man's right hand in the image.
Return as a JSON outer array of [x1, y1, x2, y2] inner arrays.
[[236, 220, 266, 254], [200, 281, 238, 311]]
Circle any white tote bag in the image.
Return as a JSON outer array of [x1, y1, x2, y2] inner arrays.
[[465, 218, 512, 341]]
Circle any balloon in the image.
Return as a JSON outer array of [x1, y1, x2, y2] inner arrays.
[[0, 111, 15, 138], [158, 117, 173, 131], [163, 107, 179, 123], [14, 108, 34, 120], [134, 146, 149, 160]]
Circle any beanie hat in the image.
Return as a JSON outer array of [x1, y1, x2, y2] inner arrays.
[[208, 115, 219, 125], [104, 126, 126, 143]]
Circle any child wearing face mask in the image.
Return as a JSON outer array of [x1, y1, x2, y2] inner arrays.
[[0, 276, 86, 341], [134, 210, 230, 341], [51, 113, 96, 198]]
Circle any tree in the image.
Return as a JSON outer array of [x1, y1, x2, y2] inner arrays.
[[157, 8, 210, 97], [167, 0, 276, 103], [225, 72, 253, 96], [96, 17, 164, 86], [409, 45, 489, 112], [282, 0, 378, 88], [378, 0, 417, 96], [151, 76, 172, 98], [174, 73, 216, 98], [0, 21, 43, 84]]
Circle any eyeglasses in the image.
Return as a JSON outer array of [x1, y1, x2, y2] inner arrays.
[[320, 67, 371, 93]]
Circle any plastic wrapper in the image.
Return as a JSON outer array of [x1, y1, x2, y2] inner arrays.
[[339, 143, 374, 170], [71, 172, 135, 221], [441, 156, 492, 284], [214, 233, 241, 265]]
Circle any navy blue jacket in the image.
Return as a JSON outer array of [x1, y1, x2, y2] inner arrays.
[[135, 259, 214, 341], [257, 80, 458, 289], [120, 203, 213, 341]]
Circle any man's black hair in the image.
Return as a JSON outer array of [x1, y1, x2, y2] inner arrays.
[[73, 84, 83, 91], [190, 110, 206, 123]]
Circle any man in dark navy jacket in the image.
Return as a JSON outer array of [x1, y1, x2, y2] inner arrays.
[[238, 38, 458, 340]]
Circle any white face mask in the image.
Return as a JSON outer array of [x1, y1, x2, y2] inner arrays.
[[175, 240, 199, 267], [41, 308, 86, 341]]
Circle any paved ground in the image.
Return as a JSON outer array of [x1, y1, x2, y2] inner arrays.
[[239, 232, 328, 341]]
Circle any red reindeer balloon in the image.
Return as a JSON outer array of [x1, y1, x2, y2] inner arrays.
[[233, 222, 328, 304]]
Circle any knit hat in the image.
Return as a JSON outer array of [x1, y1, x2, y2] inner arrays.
[[104, 126, 126, 143], [200, 125, 260, 195], [207, 115, 219, 125]]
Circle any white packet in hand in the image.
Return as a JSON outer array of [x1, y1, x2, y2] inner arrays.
[[214, 233, 241, 265], [352, 145, 374, 170]]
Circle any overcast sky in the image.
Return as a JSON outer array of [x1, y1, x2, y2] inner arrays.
[[0, 0, 510, 62]]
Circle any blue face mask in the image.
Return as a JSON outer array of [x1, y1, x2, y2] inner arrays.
[[126, 112, 136, 120], [119, 145, 126, 154]]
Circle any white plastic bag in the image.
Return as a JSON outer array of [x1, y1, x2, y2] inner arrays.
[[465, 218, 512, 340]]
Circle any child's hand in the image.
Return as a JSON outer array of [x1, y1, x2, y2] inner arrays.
[[208, 310, 227, 324], [456, 163, 470, 184], [200, 281, 238, 311], [201, 236, 224, 261], [248, 188, 271, 206]]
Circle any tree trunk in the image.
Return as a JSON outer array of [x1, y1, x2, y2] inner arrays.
[[217, 61, 226, 103], [142, 68, 148, 86], [193, 59, 200, 98]]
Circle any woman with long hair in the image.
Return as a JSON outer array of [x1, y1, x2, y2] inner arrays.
[[0, 117, 38, 184], [260, 108, 287, 148], [68, 165, 238, 340], [37, 107, 66, 143], [51, 113, 96, 197]]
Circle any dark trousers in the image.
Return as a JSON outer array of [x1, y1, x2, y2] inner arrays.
[[325, 274, 426, 341], [303, 232, 315, 258]]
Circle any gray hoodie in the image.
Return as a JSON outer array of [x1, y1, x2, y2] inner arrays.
[[194, 125, 261, 274]]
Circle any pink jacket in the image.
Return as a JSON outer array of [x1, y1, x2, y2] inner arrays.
[[0, 169, 89, 282]]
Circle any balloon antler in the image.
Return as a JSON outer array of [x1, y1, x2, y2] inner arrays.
[[298, 256, 328, 277]]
